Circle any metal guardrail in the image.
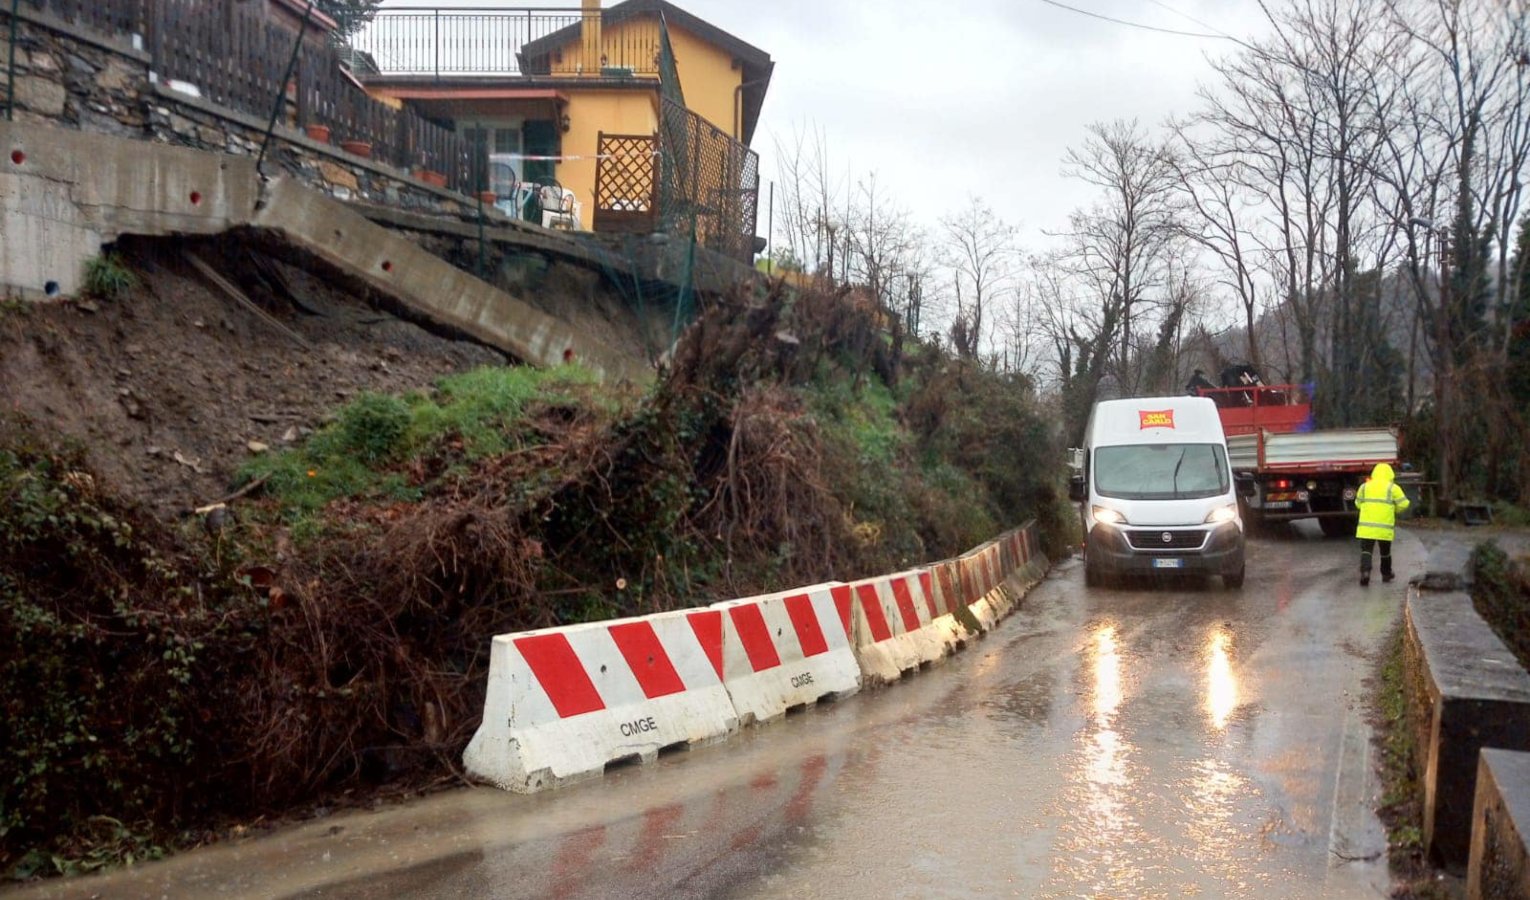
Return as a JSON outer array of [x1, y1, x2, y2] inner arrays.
[[346, 7, 660, 78]]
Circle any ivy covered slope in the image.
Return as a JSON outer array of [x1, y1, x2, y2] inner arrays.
[[0, 284, 1068, 879]]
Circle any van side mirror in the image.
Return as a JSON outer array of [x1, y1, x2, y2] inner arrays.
[[1068, 474, 1087, 503], [1235, 473, 1256, 499]]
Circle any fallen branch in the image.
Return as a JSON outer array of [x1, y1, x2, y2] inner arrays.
[[191, 476, 269, 514]]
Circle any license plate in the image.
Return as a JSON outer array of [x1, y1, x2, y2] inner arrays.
[[1265, 501, 1292, 509], [1152, 558, 1184, 569]]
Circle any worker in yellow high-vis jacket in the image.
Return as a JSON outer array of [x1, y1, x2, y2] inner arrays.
[[1354, 462, 1410, 586]]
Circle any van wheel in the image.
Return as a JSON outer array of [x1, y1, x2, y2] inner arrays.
[[1085, 555, 1103, 588], [1224, 567, 1245, 590]]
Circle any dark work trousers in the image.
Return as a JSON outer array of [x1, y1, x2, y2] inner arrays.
[[1359, 537, 1393, 580]]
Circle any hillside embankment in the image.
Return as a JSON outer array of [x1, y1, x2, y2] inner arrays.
[[0, 236, 1068, 880]]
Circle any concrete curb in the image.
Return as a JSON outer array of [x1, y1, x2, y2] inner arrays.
[[1467, 748, 1530, 899], [1403, 587, 1530, 869]]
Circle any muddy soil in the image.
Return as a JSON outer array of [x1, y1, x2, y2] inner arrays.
[[0, 236, 503, 519]]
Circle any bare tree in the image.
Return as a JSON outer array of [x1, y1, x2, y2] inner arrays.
[[941, 196, 1017, 360], [1373, 0, 1530, 498], [1168, 121, 1263, 367], [842, 172, 933, 381], [771, 122, 847, 284], [1046, 119, 1181, 436]]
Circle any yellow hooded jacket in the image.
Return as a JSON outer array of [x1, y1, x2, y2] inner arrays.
[[1354, 462, 1410, 541]]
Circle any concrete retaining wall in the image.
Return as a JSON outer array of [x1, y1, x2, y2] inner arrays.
[[1403, 589, 1530, 868], [252, 177, 646, 383], [1467, 749, 1530, 900], [2, 120, 257, 297], [464, 522, 1051, 792]]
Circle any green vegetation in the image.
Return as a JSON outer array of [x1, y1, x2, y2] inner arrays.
[[80, 253, 138, 301], [240, 366, 607, 522], [1490, 502, 1530, 529], [0, 422, 233, 877], [1, 284, 1066, 880], [1472, 541, 1530, 670], [1371, 624, 1447, 897]]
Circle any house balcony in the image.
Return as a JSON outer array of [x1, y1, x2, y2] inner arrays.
[[343, 7, 661, 79]]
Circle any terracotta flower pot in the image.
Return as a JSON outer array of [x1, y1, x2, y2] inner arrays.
[[339, 140, 372, 159], [415, 168, 447, 188], [477, 191, 497, 205], [305, 124, 331, 143]]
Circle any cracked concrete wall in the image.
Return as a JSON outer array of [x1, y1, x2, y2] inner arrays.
[[252, 177, 648, 384], [1, 121, 258, 298]]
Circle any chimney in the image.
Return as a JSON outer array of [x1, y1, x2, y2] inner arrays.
[[581, 0, 601, 76]]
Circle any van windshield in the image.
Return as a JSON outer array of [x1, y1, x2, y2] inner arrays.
[[1094, 443, 1229, 500]]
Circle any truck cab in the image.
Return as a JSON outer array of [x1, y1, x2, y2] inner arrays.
[[1069, 397, 1248, 589]]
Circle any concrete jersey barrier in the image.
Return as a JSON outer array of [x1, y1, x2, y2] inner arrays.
[[710, 584, 862, 726], [463, 609, 738, 792], [847, 568, 961, 685], [466, 521, 1049, 793]]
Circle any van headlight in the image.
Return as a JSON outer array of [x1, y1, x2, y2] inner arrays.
[[1092, 506, 1126, 525], [1205, 504, 1238, 524]]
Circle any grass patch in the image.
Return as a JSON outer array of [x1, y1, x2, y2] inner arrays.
[[1370, 622, 1448, 897], [239, 365, 608, 523], [804, 372, 904, 466], [1490, 502, 1530, 529], [1472, 540, 1530, 670], [81, 253, 138, 301]]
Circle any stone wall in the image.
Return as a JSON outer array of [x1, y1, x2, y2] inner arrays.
[[3, 4, 490, 222], [3, 6, 149, 135]]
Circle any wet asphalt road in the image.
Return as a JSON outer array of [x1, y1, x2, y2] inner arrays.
[[20, 523, 1424, 899]]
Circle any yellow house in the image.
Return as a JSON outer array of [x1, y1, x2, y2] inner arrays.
[[351, 0, 772, 256]]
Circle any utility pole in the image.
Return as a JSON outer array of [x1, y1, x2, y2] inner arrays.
[[1436, 226, 1454, 504]]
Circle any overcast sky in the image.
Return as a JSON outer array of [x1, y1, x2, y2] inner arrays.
[[692, 0, 1275, 248]]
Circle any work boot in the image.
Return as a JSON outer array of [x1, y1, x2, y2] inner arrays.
[[1382, 572, 1395, 584], [1360, 574, 1370, 587]]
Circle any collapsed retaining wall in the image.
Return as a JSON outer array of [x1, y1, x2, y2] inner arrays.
[[1, 120, 644, 382], [463, 522, 1049, 793]]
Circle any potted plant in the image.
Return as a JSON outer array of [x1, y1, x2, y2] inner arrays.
[[305, 124, 331, 143], [339, 139, 372, 159], [414, 167, 447, 188], [477, 190, 497, 205]]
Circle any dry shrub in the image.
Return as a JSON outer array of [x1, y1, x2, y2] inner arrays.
[[689, 384, 856, 590]]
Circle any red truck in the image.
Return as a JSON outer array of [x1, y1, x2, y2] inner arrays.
[[1195, 383, 1403, 537]]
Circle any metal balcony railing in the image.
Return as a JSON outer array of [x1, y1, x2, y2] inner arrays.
[[345, 7, 661, 78]]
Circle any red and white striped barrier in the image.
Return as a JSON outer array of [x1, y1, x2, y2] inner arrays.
[[711, 584, 862, 725], [927, 559, 966, 617], [464, 523, 1050, 793], [463, 609, 738, 792], [845, 568, 961, 685]]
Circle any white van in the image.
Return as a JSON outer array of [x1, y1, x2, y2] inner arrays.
[[1068, 396, 1250, 589]]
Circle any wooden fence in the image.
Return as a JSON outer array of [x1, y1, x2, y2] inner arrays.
[[7, 0, 474, 190]]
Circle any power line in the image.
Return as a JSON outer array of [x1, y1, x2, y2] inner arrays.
[[1036, 0, 1234, 39], [1143, 0, 1236, 39]]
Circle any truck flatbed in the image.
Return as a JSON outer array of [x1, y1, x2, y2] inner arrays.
[[1227, 427, 1399, 473]]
